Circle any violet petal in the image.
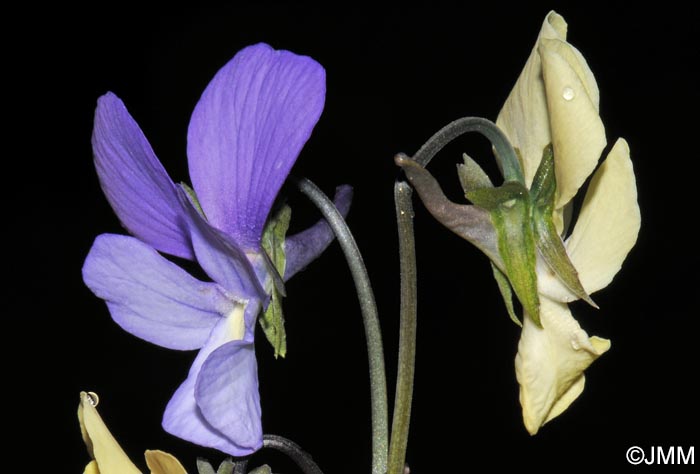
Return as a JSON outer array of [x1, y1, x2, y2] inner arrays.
[[82, 234, 227, 350], [176, 186, 266, 300], [92, 92, 193, 259], [195, 340, 262, 455], [187, 43, 325, 247], [163, 306, 261, 456], [284, 185, 352, 280]]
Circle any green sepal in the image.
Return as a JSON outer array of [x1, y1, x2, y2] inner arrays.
[[260, 204, 292, 358], [195, 458, 238, 474], [397, 152, 539, 324], [489, 193, 541, 326], [531, 146, 597, 307], [466, 181, 527, 211], [196, 459, 217, 474], [249, 465, 273, 474], [180, 182, 206, 219], [529, 145, 556, 205], [490, 262, 522, 326], [457, 153, 493, 194], [459, 156, 523, 326], [216, 458, 235, 474]]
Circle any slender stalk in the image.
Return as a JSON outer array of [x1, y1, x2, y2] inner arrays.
[[387, 181, 418, 474], [232, 459, 249, 474], [293, 176, 388, 474], [413, 117, 524, 184], [262, 435, 324, 474]]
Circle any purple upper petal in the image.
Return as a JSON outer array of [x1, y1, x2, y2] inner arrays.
[[177, 187, 266, 300], [284, 185, 353, 280], [187, 43, 326, 248], [92, 92, 193, 259], [82, 234, 228, 350]]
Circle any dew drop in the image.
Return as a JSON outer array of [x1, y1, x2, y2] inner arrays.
[[570, 338, 581, 350], [562, 87, 575, 101]]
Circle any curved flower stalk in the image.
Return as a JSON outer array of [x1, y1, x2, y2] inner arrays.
[[78, 391, 187, 474], [396, 11, 640, 435], [83, 44, 352, 456]]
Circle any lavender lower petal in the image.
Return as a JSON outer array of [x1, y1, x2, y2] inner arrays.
[[82, 234, 227, 350], [195, 340, 262, 455], [162, 316, 259, 456]]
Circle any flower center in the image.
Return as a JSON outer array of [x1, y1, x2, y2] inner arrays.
[[226, 303, 246, 341]]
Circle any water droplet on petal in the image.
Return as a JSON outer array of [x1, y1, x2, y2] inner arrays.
[[562, 87, 575, 101], [86, 392, 99, 407], [570, 338, 581, 350]]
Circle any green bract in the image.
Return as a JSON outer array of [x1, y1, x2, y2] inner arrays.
[[402, 140, 598, 329], [260, 204, 292, 358]]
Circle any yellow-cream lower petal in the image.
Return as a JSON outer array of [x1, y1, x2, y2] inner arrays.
[[544, 374, 585, 423], [84, 461, 100, 474], [78, 392, 142, 474], [566, 138, 641, 294], [515, 298, 610, 434], [535, 251, 592, 305], [536, 255, 578, 303], [145, 450, 188, 474]]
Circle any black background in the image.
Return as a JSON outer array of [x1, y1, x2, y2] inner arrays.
[[15, 2, 698, 472]]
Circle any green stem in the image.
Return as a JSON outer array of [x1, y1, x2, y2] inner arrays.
[[232, 459, 248, 474], [413, 117, 524, 184], [262, 435, 324, 474], [293, 177, 388, 474], [387, 181, 418, 474]]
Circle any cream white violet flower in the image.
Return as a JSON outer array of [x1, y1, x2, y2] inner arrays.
[[498, 11, 640, 434], [395, 10, 640, 435]]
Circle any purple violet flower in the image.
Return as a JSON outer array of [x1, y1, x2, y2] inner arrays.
[[82, 43, 351, 456]]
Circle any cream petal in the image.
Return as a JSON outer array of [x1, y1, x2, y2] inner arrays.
[[78, 392, 142, 474], [145, 450, 188, 474], [540, 38, 606, 209], [565, 138, 641, 294], [544, 374, 585, 423], [515, 298, 610, 434], [496, 11, 567, 186], [84, 461, 100, 474], [497, 10, 606, 209], [553, 207, 565, 236], [543, 335, 609, 424], [537, 140, 639, 301], [536, 255, 578, 303]]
